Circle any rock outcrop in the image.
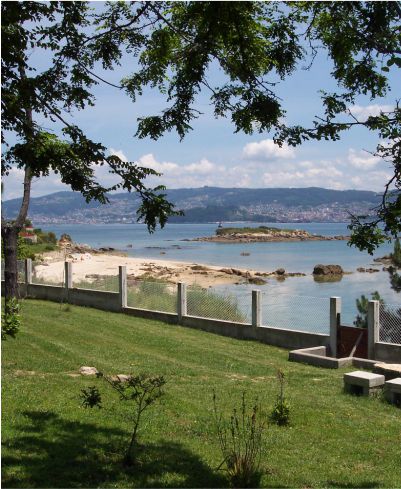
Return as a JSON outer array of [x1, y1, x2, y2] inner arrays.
[[313, 264, 344, 275]]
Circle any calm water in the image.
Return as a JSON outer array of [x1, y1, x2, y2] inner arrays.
[[43, 222, 400, 327]]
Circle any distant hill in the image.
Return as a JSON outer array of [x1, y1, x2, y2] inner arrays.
[[2, 187, 381, 224]]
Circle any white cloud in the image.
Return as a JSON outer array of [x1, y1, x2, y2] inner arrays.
[[109, 148, 128, 162], [242, 139, 295, 161], [348, 104, 393, 120], [348, 149, 380, 169]]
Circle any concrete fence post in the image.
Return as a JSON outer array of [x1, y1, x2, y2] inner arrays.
[[64, 261, 72, 303], [119, 266, 127, 309], [367, 300, 380, 359], [24, 258, 32, 298], [329, 296, 341, 358], [65, 261, 72, 289], [25, 258, 32, 284], [252, 290, 261, 327], [177, 282, 187, 322]]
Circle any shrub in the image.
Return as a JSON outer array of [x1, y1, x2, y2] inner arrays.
[[213, 391, 265, 487], [2, 298, 21, 340], [81, 372, 166, 466], [270, 370, 290, 426]]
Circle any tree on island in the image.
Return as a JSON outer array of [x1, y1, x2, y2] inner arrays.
[[2, 2, 400, 328]]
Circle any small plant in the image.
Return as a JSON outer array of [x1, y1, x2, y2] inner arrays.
[[353, 291, 384, 328], [81, 371, 166, 465], [2, 298, 21, 340], [213, 391, 265, 488], [270, 369, 290, 426], [80, 386, 102, 408]]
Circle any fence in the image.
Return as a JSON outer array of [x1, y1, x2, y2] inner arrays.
[[262, 292, 329, 334], [1, 260, 25, 282], [32, 260, 64, 286], [2, 259, 401, 361], [127, 280, 177, 313], [379, 303, 401, 345]]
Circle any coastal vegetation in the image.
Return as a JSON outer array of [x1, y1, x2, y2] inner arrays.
[[197, 226, 347, 243], [3, 299, 400, 488], [216, 226, 292, 236]]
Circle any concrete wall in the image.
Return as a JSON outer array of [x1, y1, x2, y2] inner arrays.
[[67, 288, 120, 312], [374, 342, 401, 363], [123, 306, 178, 324], [27, 283, 67, 302], [181, 315, 330, 349]]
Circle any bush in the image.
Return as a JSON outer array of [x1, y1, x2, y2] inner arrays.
[[2, 298, 21, 340], [213, 391, 265, 487]]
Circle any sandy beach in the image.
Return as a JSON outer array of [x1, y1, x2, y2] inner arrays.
[[33, 251, 302, 288]]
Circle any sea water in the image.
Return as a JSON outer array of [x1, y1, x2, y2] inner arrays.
[[44, 222, 400, 329]]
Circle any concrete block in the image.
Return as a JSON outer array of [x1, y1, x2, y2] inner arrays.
[[384, 378, 401, 406], [344, 370, 385, 396], [373, 363, 401, 380]]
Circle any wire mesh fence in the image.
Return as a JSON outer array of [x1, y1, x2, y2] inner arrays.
[[127, 279, 177, 313], [1, 260, 25, 282], [379, 303, 401, 344], [32, 261, 64, 286], [261, 293, 329, 334], [186, 285, 252, 324], [17, 260, 25, 282], [74, 274, 119, 292]]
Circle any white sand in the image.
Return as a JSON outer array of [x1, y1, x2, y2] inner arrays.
[[33, 252, 266, 288]]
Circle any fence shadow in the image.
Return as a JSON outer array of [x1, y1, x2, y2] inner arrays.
[[2, 410, 226, 488]]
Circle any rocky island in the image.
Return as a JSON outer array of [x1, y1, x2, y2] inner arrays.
[[191, 226, 349, 243]]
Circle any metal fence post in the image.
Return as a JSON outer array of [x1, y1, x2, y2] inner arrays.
[[177, 282, 187, 322], [119, 266, 127, 309], [330, 296, 341, 357], [367, 300, 379, 359], [252, 290, 261, 327]]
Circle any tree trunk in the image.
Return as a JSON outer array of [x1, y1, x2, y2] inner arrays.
[[2, 225, 20, 300]]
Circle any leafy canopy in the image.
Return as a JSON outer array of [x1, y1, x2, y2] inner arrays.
[[2, 1, 400, 247]]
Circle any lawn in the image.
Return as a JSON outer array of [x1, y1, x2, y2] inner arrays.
[[2, 299, 401, 488]]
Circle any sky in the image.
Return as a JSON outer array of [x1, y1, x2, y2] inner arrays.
[[3, 3, 400, 201]]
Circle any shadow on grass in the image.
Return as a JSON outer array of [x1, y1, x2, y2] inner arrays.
[[327, 481, 383, 488], [2, 411, 226, 488]]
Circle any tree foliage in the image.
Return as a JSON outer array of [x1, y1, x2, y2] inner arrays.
[[392, 237, 401, 267], [2, 2, 400, 282]]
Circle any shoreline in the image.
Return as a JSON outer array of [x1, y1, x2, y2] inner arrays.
[[33, 251, 307, 288]]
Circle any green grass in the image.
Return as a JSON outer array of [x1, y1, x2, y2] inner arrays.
[[2, 299, 401, 488]]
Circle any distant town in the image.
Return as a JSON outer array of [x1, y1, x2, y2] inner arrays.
[[3, 187, 379, 225]]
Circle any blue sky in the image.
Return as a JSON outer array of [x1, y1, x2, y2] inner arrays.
[[3, 4, 400, 200]]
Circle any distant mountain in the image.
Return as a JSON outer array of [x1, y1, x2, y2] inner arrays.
[[2, 187, 381, 224]]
